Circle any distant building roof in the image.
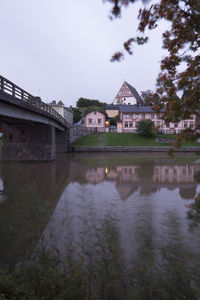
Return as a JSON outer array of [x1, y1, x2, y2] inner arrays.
[[106, 105, 120, 110], [84, 109, 106, 116], [124, 82, 143, 105], [58, 100, 64, 105], [119, 105, 165, 113]]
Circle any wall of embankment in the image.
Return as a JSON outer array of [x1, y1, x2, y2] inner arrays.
[[70, 146, 200, 155]]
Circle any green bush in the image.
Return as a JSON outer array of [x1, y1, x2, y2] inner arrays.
[[110, 115, 120, 126], [136, 119, 155, 138]]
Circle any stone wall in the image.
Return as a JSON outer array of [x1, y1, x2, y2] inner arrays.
[[71, 146, 200, 155], [69, 127, 97, 143]]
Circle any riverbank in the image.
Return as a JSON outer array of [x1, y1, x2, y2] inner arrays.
[[71, 146, 200, 155], [72, 133, 199, 147]]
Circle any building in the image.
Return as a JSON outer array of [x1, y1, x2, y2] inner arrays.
[[113, 81, 143, 106], [84, 110, 106, 130], [118, 105, 196, 134], [48, 100, 74, 125], [105, 104, 119, 118]]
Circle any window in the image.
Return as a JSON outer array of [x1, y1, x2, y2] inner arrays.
[[156, 121, 160, 127], [94, 112, 96, 115], [184, 122, 188, 128], [135, 114, 139, 119], [98, 118, 102, 124], [190, 122, 194, 128], [124, 114, 129, 119], [88, 118, 92, 124], [125, 122, 128, 128], [142, 114, 145, 119], [166, 123, 169, 128], [174, 123, 178, 128], [129, 122, 133, 128], [151, 114, 155, 119]]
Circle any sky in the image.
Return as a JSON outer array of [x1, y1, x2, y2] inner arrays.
[[0, 0, 168, 107]]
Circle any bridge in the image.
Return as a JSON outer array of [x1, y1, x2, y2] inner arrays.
[[0, 75, 70, 160]]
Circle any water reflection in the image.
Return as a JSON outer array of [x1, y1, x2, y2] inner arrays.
[[34, 155, 200, 263], [0, 177, 6, 202], [1, 154, 200, 298], [84, 163, 200, 200]]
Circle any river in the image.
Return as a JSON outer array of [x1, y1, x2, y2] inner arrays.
[[0, 153, 200, 298]]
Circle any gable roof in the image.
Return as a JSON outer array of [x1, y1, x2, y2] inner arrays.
[[124, 82, 143, 105], [84, 109, 106, 116], [58, 100, 64, 105]]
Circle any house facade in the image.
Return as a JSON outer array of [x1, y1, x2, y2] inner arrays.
[[118, 105, 196, 134], [48, 100, 74, 125], [84, 110, 106, 129], [113, 81, 143, 106], [105, 105, 119, 118]]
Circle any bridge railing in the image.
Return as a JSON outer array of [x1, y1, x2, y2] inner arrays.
[[0, 75, 70, 128]]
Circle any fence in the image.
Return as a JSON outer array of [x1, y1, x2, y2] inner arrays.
[[0, 75, 69, 128]]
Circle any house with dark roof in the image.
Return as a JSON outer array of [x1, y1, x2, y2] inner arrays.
[[113, 81, 143, 106], [118, 105, 196, 134], [47, 100, 73, 125]]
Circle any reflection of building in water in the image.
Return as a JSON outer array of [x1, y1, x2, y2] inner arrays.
[[85, 168, 105, 184], [154, 165, 196, 183], [106, 164, 200, 185], [84, 164, 200, 200], [0, 177, 5, 202]]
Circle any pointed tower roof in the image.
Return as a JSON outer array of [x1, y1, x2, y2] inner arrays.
[[58, 100, 64, 105]]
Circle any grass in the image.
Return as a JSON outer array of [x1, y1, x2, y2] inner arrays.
[[72, 133, 200, 147], [72, 134, 99, 146]]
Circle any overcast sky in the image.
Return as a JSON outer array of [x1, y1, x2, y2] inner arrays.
[[0, 0, 168, 106]]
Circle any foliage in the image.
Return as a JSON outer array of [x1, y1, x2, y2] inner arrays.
[[105, 0, 200, 131], [72, 107, 82, 124], [141, 90, 156, 106], [136, 119, 155, 137], [109, 115, 120, 126], [76, 97, 107, 109]]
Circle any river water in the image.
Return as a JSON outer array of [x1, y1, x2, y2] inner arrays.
[[1, 153, 200, 297]]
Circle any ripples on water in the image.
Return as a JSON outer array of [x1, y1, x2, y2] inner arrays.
[[0, 153, 200, 299]]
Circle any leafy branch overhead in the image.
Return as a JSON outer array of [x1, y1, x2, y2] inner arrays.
[[106, 0, 200, 131]]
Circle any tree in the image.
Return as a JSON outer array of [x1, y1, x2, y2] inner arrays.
[[140, 90, 155, 106], [76, 97, 107, 108], [136, 119, 155, 137], [72, 107, 82, 124], [104, 0, 200, 135]]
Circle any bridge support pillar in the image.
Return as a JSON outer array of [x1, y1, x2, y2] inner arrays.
[[56, 129, 69, 153], [1, 124, 56, 161]]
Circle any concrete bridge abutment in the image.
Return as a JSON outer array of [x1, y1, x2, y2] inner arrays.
[[1, 124, 56, 161], [55, 129, 69, 153]]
